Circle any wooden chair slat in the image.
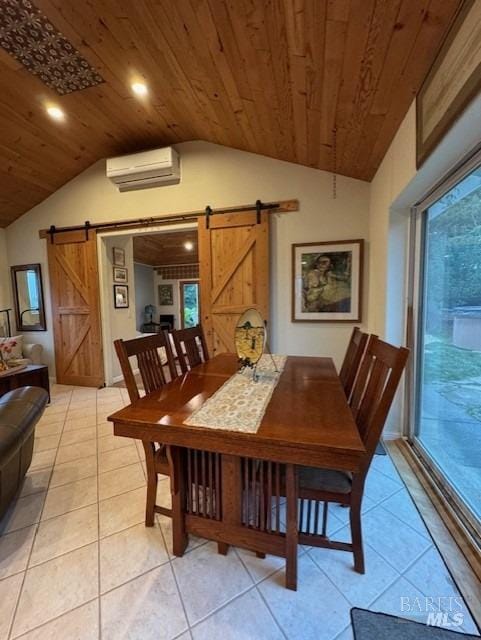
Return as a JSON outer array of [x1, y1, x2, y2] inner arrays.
[[114, 332, 178, 526], [172, 325, 210, 373], [283, 335, 409, 575], [339, 327, 369, 401]]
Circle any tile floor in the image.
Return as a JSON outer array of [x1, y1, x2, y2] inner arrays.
[[0, 383, 479, 639]]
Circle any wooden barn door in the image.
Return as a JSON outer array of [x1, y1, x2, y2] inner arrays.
[[198, 210, 269, 355], [47, 230, 104, 386]]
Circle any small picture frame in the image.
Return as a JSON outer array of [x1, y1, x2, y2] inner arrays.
[[112, 247, 125, 266], [114, 285, 129, 309], [158, 283, 174, 306], [113, 267, 128, 284], [292, 239, 363, 323]]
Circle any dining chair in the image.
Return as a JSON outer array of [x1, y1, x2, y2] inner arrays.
[[338, 326, 369, 402], [114, 332, 178, 526], [171, 325, 210, 373], [293, 335, 409, 573]]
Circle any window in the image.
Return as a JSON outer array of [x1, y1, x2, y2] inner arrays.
[[412, 162, 481, 533], [180, 281, 200, 328]]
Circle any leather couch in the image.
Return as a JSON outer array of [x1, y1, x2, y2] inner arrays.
[[0, 386, 48, 520]]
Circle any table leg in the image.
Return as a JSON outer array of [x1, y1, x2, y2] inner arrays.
[[285, 463, 298, 591], [167, 446, 188, 556], [219, 454, 243, 556], [217, 542, 229, 555]]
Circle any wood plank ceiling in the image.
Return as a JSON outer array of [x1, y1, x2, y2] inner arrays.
[[0, 0, 462, 227], [133, 231, 199, 266]]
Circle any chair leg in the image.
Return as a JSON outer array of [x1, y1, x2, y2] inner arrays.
[[143, 441, 158, 527], [350, 497, 365, 574], [217, 543, 229, 555]]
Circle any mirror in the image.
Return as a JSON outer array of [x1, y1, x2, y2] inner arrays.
[[235, 308, 266, 369], [11, 264, 46, 332]]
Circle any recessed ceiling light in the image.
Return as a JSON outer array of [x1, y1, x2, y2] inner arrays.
[[131, 82, 148, 96], [184, 241, 194, 251], [46, 105, 65, 121]]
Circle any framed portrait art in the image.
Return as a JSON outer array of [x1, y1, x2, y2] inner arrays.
[[113, 267, 128, 284], [158, 284, 174, 306], [114, 285, 129, 309], [292, 239, 363, 323], [416, 1, 481, 167], [112, 247, 125, 266]]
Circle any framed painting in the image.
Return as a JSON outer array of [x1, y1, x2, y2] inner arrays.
[[113, 267, 128, 284], [292, 239, 363, 323], [112, 247, 125, 266], [158, 283, 174, 306], [416, 1, 481, 167], [114, 285, 129, 309]]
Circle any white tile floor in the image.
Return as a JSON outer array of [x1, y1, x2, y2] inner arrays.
[[0, 383, 479, 640]]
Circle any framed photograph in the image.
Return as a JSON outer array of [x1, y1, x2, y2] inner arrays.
[[416, 1, 481, 166], [292, 239, 363, 323], [113, 267, 128, 284], [114, 285, 129, 309], [112, 247, 125, 266], [158, 283, 173, 306]]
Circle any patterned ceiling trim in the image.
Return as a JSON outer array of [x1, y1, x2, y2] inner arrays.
[[0, 0, 104, 94]]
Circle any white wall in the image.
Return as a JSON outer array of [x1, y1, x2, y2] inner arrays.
[[134, 263, 155, 331], [99, 235, 137, 382], [4, 141, 370, 377]]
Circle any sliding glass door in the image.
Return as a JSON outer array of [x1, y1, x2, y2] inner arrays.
[[413, 163, 481, 531]]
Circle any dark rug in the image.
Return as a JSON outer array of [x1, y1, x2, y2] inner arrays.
[[351, 608, 479, 639], [375, 441, 386, 455]]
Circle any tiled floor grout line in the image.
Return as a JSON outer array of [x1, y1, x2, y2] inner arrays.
[[253, 582, 289, 640], [4, 387, 478, 639], [99, 550, 170, 598], [0, 472, 147, 540], [307, 544, 400, 611], [39, 454, 145, 498], [185, 577, 257, 630], [371, 466, 404, 487], [157, 515, 194, 637], [232, 548, 289, 640], [6, 389, 74, 640], [12, 596, 99, 640]]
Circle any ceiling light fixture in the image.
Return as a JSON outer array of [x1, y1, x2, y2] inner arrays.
[[184, 241, 194, 251], [131, 82, 148, 96], [46, 105, 65, 121]]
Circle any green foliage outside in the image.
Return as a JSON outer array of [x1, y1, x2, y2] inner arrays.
[[422, 185, 481, 423], [423, 341, 481, 382], [425, 187, 481, 334], [183, 283, 199, 328]]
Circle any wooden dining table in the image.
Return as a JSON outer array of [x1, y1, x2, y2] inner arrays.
[[109, 353, 365, 590]]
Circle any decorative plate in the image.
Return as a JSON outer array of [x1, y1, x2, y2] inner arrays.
[[234, 308, 266, 368]]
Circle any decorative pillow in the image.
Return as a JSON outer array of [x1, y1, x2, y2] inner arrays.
[[0, 336, 23, 361]]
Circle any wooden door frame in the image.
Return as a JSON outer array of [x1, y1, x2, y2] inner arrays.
[[97, 222, 198, 386]]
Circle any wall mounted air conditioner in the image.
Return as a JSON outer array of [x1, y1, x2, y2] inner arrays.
[[106, 147, 180, 192]]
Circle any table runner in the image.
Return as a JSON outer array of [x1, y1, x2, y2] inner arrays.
[[184, 354, 286, 433]]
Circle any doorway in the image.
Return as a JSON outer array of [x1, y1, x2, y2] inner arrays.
[[97, 223, 198, 386]]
